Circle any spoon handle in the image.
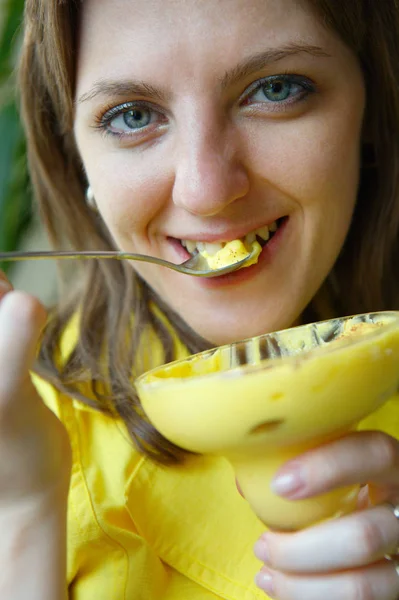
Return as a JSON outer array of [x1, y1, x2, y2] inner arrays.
[[0, 249, 188, 270], [0, 250, 151, 262], [0, 249, 212, 276]]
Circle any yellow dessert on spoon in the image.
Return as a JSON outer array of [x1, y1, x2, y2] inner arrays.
[[198, 238, 262, 270], [136, 312, 399, 531]]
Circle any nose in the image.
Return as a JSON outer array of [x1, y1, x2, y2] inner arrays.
[[172, 119, 250, 217]]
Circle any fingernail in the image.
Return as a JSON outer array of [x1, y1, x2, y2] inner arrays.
[[254, 536, 270, 562], [271, 464, 305, 497], [235, 478, 245, 498], [255, 568, 275, 596]]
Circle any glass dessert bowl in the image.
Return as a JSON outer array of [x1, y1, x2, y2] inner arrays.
[[136, 312, 399, 530]]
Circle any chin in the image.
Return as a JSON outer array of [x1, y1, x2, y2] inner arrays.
[[179, 307, 299, 347], [150, 274, 310, 347]]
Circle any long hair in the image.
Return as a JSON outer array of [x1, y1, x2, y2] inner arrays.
[[19, 0, 399, 463]]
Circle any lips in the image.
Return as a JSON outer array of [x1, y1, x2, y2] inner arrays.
[[197, 216, 289, 286]]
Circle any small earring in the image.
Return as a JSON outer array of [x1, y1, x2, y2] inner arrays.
[[86, 186, 98, 211]]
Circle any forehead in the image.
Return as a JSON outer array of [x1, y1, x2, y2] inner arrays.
[[76, 0, 333, 83], [79, 0, 315, 28]]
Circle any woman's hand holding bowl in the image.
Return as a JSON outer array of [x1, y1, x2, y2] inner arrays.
[[254, 431, 399, 599]]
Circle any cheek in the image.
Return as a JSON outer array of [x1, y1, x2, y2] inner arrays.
[[79, 144, 173, 238], [246, 109, 362, 213]]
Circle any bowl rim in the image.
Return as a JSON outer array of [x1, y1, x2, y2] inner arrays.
[[136, 311, 399, 387]]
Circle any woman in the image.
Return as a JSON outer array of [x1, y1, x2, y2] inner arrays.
[[1, 0, 398, 598]]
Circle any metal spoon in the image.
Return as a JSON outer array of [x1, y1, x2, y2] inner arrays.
[[0, 246, 259, 278]]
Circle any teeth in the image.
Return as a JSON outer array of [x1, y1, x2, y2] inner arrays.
[[255, 226, 270, 241], [245, 232, 256, 245], [201, 242, 224, 255], [181, 220, 279, 255], [183, 240, 224, 255], [269, 221, 278, 233], [185, 240, 198, 253]]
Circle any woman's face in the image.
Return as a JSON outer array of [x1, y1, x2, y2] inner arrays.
[[74, 0, 365, 344]]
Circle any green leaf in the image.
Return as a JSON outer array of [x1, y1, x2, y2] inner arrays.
[[0, 102, 31, 272], [0, 0, 33, 274], [0, 0, 25, 84], [0, 103, 20, 205]]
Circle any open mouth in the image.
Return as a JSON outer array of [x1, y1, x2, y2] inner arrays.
[[180, 217, 285, 256]]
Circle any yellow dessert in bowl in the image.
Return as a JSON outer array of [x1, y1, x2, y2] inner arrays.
[[136, 312, 399, 530]]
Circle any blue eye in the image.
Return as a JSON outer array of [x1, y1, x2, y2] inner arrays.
[[111, 107, 152, 131], [96, 102, 165, 137], [245, 75, 315, 106], [262, 79, 294, 101]]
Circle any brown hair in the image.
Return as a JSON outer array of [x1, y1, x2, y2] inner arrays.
[[19, 0, 399, 463]]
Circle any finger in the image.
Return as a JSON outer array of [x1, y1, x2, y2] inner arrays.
[[0, 291, 47, 401], [254, 504, 399, 573], [0, 272, 13, 298], [271, 431, 399, 499], [255, 560, 399, 600]]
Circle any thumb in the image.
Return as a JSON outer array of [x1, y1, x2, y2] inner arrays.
[[0, 291, 47, 400]]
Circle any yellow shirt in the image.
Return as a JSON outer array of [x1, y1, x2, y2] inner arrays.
[[32, 315, 399, 600]]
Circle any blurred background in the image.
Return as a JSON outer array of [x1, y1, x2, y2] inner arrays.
[[0, 0, 56, 304]]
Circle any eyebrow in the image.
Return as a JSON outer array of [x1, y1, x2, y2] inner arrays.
[[77, 81, 170, 104], [219, 43, 331, 89], [77, 42, 331, 105]]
